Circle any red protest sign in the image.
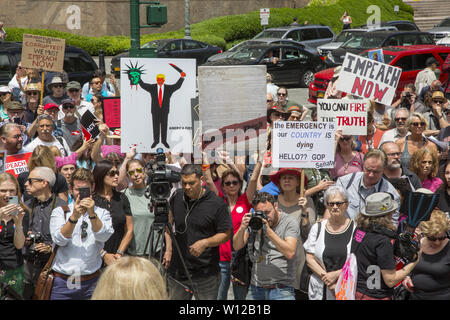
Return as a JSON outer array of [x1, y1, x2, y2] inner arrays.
[[102, 97, 121, 130], [5, 152, 32, 177]]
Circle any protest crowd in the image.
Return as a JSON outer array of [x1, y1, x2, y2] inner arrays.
[[0, 48, 449, 302]]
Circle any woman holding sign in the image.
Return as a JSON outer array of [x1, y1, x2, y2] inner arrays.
[[0, 173, 28, 297]]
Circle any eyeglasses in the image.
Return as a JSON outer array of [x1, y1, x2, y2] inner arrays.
[[327, 201, 347, 208], [62, 104, 75, 109], [395, 117, 407, 122], [27, 91, 39, 96], [128, 168, 144, 176], [277, 93, 287, 96], [107, 170, 119, 177], [27, 178, 44, 184], [386, 152, 401, 157], [411, 122, 426, 127], [267, 99, 273, 103], [81, 221, 88, 240], [339, 136, 352, 142], [427, 235, 447, 241], [224, 180, 239, 186]]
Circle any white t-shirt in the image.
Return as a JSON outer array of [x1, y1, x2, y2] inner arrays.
[[24, 136, 72, 157]]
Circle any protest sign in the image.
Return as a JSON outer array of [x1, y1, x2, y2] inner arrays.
[[0, 151, 5, 173], [272, 121, 335, 169], [336, 52, 401, 106], [102, 97, 121, 129], [317, 99, 368, 135], [197, 65, 267, 159], [368, 49, 384, 63], [5, 152, 32, 177], [21, 34, 66, 72], [80, 110, 100, 140], [121, 58, 196, 153]]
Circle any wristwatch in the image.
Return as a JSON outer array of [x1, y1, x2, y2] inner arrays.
[[68, 217, 78, 224], [88, 214, 97, 220], [116, 249, 124, 256]]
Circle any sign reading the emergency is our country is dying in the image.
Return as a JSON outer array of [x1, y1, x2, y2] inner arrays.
[[272, 121, 335, 169], [336, 52, 401, 106], [21, 34, 66, 72], [317, 99, 368, 135]]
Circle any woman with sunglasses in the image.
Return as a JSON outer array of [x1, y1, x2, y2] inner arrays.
[[203, 151, 262, 300], [93, 160, 133, 266], [402, 210, 450, 300], [409, 148, 443, 192], [396, 112, 438, 169], [0, 86, 13, 121], [331, 130, 363, 180], [0, 173, 28, 297], [304, 185, 355, 300]]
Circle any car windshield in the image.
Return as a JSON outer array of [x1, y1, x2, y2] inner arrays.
[[341, 34, 386, 49], [141, 40, 169, 49], [229, 41, 264, 52], [437, 19, 450, 27], [334, 31, 364, 42], [359, 51, 396, 64], [227, 46, 266, 61], [254, 30, 286, 39]]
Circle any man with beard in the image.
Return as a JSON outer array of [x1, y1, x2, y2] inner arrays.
[[55, 99, 83, 151], [379, 141, 421, 191]]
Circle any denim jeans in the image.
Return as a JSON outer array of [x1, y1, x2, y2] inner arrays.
[[50, 274, 99, 300], [246, 284, 295, 300], [217, 261, 231, 300], [232, 282, 249, 300], [168, 272, 221, 300]]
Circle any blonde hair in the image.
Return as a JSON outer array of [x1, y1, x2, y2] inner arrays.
[[91, 256, 168, 300], [419, 210, 449, 237], [27, 145, 57, 172], [49, 146, 62, 157], [409, 148, 439, 178]]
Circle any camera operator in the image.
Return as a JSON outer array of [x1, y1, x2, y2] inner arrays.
[[392, 84, 422, 113], [167, 164, 232, 300], [49, 168, 114, 300], [233, 192, 299, 300], [22, 167, 67, 299]]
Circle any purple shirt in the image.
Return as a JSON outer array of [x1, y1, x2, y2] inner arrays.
[[421, 177, 443, 193]]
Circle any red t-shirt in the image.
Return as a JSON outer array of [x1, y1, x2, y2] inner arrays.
[[218, 192, 252, 262]]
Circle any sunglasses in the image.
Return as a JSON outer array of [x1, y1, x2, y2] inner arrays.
[[27, 178, 44, 184], [62, 104, 75, 109], [327, 201, 347, 208], [81, 221, 88, 240], [432, 100, 445, 105], [267, 99, 273, 103], [128, 168, 144, 176], [27, 91, 39, 96], [411, 122, 426, 127], [91, 81, 101, 85], [427, 235, 448, 241], [339, 136, 352, 141], [52, 84, 64, 88], [277, 93, 287, 96], [395, 117, 407, 122], [224, 180, 239, 186], [107, 170, 119, 177]]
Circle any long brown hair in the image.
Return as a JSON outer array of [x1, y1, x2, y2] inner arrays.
[[27, 145, 57, 172]]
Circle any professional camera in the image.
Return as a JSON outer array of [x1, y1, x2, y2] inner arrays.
[[394, 231, 420, 264], [248, 210, 267, 231], [28, 232, 43, 255], [400, 92, 413, 110]]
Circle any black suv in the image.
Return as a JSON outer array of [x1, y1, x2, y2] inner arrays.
[[325, 31, 435, 66], [252, 25, 335, 48], [0, 41, 98, 86]]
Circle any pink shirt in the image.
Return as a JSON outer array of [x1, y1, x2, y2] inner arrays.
[[330, 151, 364, 180], [421, 177, 443, 193]]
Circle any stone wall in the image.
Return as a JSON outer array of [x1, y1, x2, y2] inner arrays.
[[0, 0, 309, 37]]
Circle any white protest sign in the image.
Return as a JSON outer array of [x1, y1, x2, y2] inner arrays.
[[272, 121, 335, 169], [336, 52, 401, 106], [317, 99, 368, 135]]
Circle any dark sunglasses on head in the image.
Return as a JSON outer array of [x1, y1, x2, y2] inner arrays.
[[128, 168, 144, 176], [412, 122, 426, 127], [224, 180, 239, 186], [107, 170, 119, 177]]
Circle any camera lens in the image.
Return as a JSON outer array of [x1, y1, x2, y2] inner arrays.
[[249, 217, 263, 231]]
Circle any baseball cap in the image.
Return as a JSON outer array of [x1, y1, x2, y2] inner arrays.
[[43, 103, 59, 111]]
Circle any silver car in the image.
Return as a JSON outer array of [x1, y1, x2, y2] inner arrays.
[[429, 17, 450, 42]]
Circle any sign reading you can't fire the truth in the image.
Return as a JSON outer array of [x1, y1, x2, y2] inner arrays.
[[21, 34, 66, 72], [317, 99, 368, 135]]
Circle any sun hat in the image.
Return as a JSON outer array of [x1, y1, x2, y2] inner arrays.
[[360, 192, 398, 217]]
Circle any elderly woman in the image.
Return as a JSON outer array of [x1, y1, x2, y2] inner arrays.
[[396, 112, 438, 169], [331, 130, 364, 180], [402, 210, 450, 300], [409, 148, 443, 192], [352, 192, 421, 300], [270, 168, 316, 299], [0, 173, 28, 297], [303, 185, 355, 300]]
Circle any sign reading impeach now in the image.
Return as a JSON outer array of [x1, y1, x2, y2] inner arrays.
[[21, 34, 66, 72]]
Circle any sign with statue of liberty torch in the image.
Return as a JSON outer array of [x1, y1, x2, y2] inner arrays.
[[120, 58, 196, 153]]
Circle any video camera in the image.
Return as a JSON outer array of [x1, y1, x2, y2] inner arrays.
[[145, 148, 181, 223], [248, 210, 267, 231]]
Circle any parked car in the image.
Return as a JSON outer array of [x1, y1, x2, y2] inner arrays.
[[203, 43, 326, 87], [0, 41, 98, 86], [308, 45, 450, 104], [357, 20, 420, 31], [316, 26, 398, 57], [325, 31, 435, 67], [252, 25, 335, 48], [110, 39, 222, 77], [428, 17, 450, 42], [207, 38, 318, 62]]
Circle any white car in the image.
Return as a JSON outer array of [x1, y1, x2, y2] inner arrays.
[[316, 26, 398, 57], [437, 36, 450, 47], [429, 17, 450, 43]]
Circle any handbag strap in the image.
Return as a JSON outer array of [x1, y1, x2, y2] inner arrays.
[[46, 205, 70, 270]]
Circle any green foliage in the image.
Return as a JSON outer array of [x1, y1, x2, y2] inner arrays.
[[2, 0, 414, 56]]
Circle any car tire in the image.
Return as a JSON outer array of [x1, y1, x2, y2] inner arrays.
[[299, 69, 314, 88]]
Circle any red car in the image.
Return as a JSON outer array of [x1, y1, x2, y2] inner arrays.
[[308, 45, 450, 104]]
